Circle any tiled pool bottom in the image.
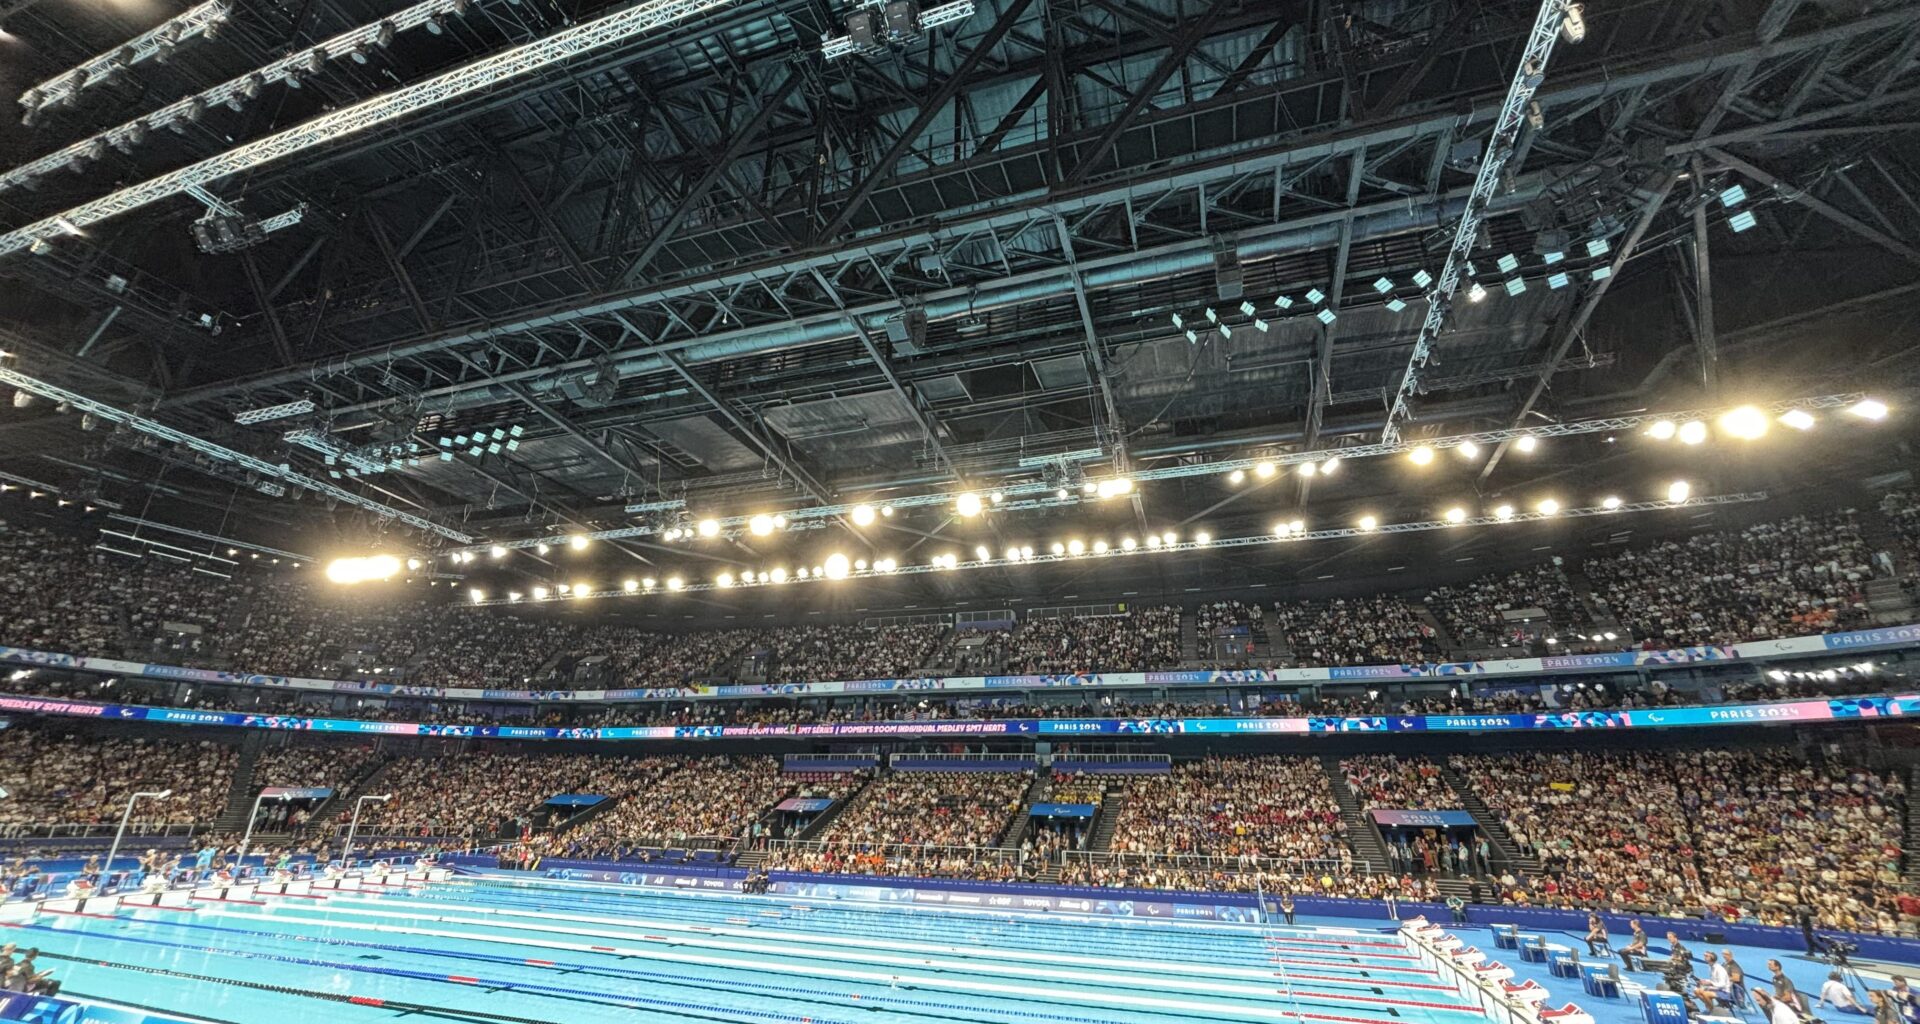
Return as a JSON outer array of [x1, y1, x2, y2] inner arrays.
[[3, 875, 1495, 1024]]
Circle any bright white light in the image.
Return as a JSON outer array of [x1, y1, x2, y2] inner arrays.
[[1602, 496, 1622, 509], [1444, 507, 1466, 524], [1194, 531, 1211, 544], [1121, 537, 1137, 550], [856, 559, 869, 571], [538, 542, 553, 554], [1457, 441, 1479, 459], [1144, 536, 1160, 549], [643, 577, 657, 591], [749, 514, 776, 536], [1092, 540, 1109, 553], [490, 545, 507, 558], [1067, 540, 1085, 555], [975, 545, 991, 560], [1717, 405, 1769, 441], [881, 505, 894, 517], [851, 504, 877, 526], [572, 582, 592, 598], [405, 557, 422, 571], [508, 591, 523, 602], [469, 588, 485, 603], [1254, 461, 1277, 479], [1004, 547, 1020, 561], [622, 579, 639, 592], [1357, 515, 1378, 531], [1778, 409, 1816, 431], [1408, 446, 1434, 465], [1494, 505, 1515, 521], [1161, 531, 1177, 545], [1468, 282, 1487, 302], [990, 491, 1005, 504], [1051, 542, 1067, 555], [1289, 520, 1304, 534], [1667, 480, 1691, 502], [533, 586, 550, 600], [1537, 498, 1560, 515], [570, 535, 589, 550], [1319, 456, 1340, 475], [1056, 488, 1070, 500], [1850, 398, 1889, 420], [956, 492, 983, 517], [1515, 435, 1538, 453], [697, 519, 721, 537], [1096, 477, 1134, 498], [1228, 469, 1246, 485], [1647, 420, 1677, 441], [1274, 522, 1293, 536], [771, 567, 788, 583], [1678, 420, 1708, 445], [666, 576, 684, 591], [717, 572, 734, 587], [1298, 461, 1316, 478]]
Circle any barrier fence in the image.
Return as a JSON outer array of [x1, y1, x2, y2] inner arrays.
[[0, 820, 201, 839], [1059, 849, 1361, 881], [763, 838, 1034, 877]]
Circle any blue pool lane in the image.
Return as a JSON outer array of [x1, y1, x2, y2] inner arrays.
[[9, 878, 1491, 1024]]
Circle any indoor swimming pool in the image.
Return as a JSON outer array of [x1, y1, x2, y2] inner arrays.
[[3, 874, 1493, 1024]]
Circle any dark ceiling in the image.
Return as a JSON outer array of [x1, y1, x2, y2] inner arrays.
[[0, 0, 1917, 606]]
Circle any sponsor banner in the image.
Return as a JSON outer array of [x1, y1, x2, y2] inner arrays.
[[0, 993, 204, 1023], [1028, 803, 1097, 817], [1370, 809, 1477, 828], [259, 786, 333, 800], [1, 690, 1917, 742], [775, 797, 835, 813]]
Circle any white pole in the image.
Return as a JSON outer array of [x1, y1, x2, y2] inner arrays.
[[103, 789, 172, 893], [234, 790, 279, 870], [339, 794, 391, 870]]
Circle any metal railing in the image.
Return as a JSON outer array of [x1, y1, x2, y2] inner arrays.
[[0, 821, 202, 839], [1051, 753, 1173, 766], [1060, 849, 1363, 879], [762, 838, 1033, 877], [888, 752, 1036, 766]]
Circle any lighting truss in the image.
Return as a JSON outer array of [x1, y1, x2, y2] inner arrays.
[[1381, 0, 1575, 445], [0, 366, 473, 542], [234, 397, 316, 425], [191, 203, 306, 254], [0, 0, 733, 253], [458, 392, 1863, 556], [821, 0, 973, 59], [105, 513, 311, 561], [18, 0, 229, 121], [0, 0, 478, 196], [465, 492, 1770, 605]]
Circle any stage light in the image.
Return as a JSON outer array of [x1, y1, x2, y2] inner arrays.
[[1445, 507, 1466, 524], [856, 558, 869, 571], [990, 491, 1005, 504], [1515, 435, 1538, 453], [623, 579, 639, 592], [1850, 398, 1889, 420], [1602, 496, 1622, 509], [1289, 519, 1304, 534], [771, 567, 788, 583], [1051, 542, 1067, 555], [1092, 540, 1109, 553], [1194, 531, 1212, 544], [1121, 537, 1137, 550], [797, 568, 810, 579], [824, 553, 851, 579], [1144, 536, 1160, 550], [1299, 461, 1316, 478], [1667, 480, 1691, 502], [1254, 461, 1277, 478], [1778, 409, 1816, 431], [1494, 504, 1515, 521], [1056, 487, 1070, 500], [1228, 469, 1246, 485], [1457, 442, 1479, 459], [489, 545, 507, 558], [405, 557, 422, 571], [881, 505, 894, 517], [1678, 420, 1708, 445], [569, 534, 589, 550], [1003, 547, 1020, 561], [717, 572, 734, 587], [1067, 539, 1085, 555], [956, 492, 983, 517], [975, 545, 991, 560], [508, 591, 522, 602], [1537, 498, 1560, 515], [573, 582, 591, 598], [643, 577, 657, 590], [666, 576, 684, 591], [469, 588, 485, 603], [851, 504, 877, 526], [1320, 457, 1340, 475], [533, 586, 549, 600], [697, 518, 721, 537], [1468, 282, 1487, 302], [1409, 446, 1434, 465], [1646, 420, 1677, 440], [1717, 405, 1769, 440], [1161, 531, 1177, 545], [536, 543, 552, 555], [1357, 515, 1378, 531], [1096, 477, 1133, 498], [1274, 522, 1294, 536]]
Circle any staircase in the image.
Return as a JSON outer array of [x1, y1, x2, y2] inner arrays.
[[1564, 568, 1627, 638], [996, 774, 1049, 848], [734, 848, 768, 870], [212, 732, 267, 833], [918, 627, 954, 671], [1861, 509, 1910, 579], [551, 794, 625, 835], [793, 774, 874, 841], [1869, 578, 1917, 625], [1437, 762, 1543, 876], [1088, 790, 1126, 851], [302, 757, 393, 837], [1905, 764, 1920, 882], [1410, 601, 1457, 657], [1321, 755, 1391, 873], [1179, 610, 1199, 662]]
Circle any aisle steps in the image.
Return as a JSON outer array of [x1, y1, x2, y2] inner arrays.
[[1321, 755, 1391, 873], [1437, 762, 1543, 876]]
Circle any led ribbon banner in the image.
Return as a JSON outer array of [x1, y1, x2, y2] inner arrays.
[[2, 623, 1917, 704], [0, 692, 1911, 741]]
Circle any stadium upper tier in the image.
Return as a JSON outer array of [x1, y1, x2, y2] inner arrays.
[[0, 503, 1904, 692]]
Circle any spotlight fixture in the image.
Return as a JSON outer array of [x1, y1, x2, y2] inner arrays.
[[623, 579, 639, 592], [749, 514, 776, 536], [1298, 461, 1317, 478], [1667, 480, 1691, 502], [569, 534, 589, 550], [955, 492, 983, 517], [1254, 461, 1277, 478], [1537, 498, 1560, 515], [1677, 420, 1708, 445], [1849, 398, 1889, 420], [697, 518, 721, 537], [1778, 409, 1816, 431], [489, 545, 507, 558], [1357, 515, 1378, 531], [1717, 405, 1769, 441], [1602, 496, 1622, 509], [1228, 469, 1246, 485], [1514, 435, 1538, 453], [1320, 457, 1340, 475], [1092, 540, 1108, 553], [1494, 505, 1515, 521], [823, 553, 851, 579], [1457, 442, 1479, 459], [851, 504, 877, 526], [1646, 420, 1677, 441], [1408, 446, 1435, 465], [1444, 507, 1466, 524], [1193, 531, 1211, 544]]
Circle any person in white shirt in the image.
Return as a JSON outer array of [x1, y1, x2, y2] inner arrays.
[[1820, 973, 1867, 1015], [1756, 990, 1802, 1024], [1695, 952, 1732, 1010]]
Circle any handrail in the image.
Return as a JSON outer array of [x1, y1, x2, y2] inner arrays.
[[1060, 849, 1363, 876]]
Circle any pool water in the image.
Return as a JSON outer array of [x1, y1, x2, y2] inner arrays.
[[8, 875, 1494, 1024]]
